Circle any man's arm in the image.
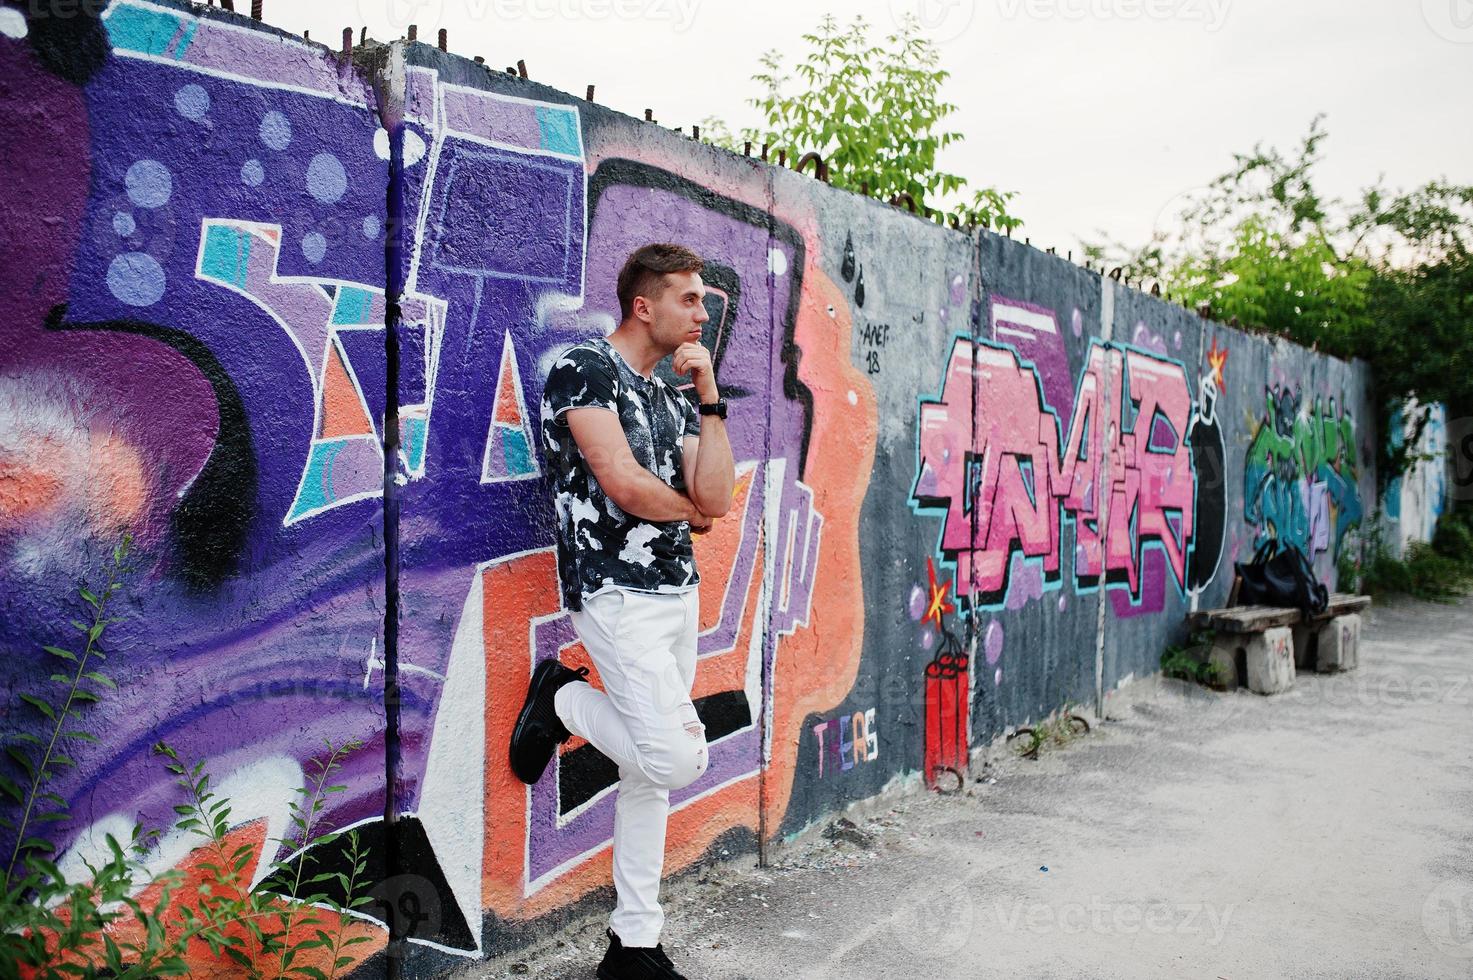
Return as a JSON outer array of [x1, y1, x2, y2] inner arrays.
[[675, 344, 736, 517], [682, 422, 734, 517], [565, 408, 709, 525]]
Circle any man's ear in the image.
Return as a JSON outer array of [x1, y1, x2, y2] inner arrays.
[[632, 295, 652, 323]]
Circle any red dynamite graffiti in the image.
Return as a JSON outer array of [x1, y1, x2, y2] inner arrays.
[[924, 633, 970, 791], [921, 557, 968, 790], [915, 339, 1197, 606]]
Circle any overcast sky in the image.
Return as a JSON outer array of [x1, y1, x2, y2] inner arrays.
[[268, 0, 1473, 258]]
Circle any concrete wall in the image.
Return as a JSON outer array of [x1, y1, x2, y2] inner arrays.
[[1386, 401, 1450, 555], [0, 6, 391, 969], [0, 2, 1381, 974]]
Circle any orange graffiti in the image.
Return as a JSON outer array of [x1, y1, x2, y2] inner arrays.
[[20, 820, 386, 979], [760, 254, 873, 836], [922, 556, 955, 629], [1207, 336, 1229, 387], [0, 457, 64, 527], [320, 343, 375, 439]]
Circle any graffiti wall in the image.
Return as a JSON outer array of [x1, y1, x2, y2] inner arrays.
[[1386, 401, 1449, 556], [0, 3, 1388, 975], [382, 47, 873, 957], [1, 0, 391, 957]]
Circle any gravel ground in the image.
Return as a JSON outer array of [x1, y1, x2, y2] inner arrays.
[[456, 595, 1473, 980]]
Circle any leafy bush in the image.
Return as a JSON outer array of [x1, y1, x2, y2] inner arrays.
[[705, 15, 1020, 231], [0, 538, 379, 979], [1161, 636, 1233, 690], [3, 536, 134, 886], [1160, 646, 1204, 683], [152, 739, 373, 980], [1360, 540, 1472, 601], [1083, 117, 1473, 490], [0, 536, 189, 978], [1432, 506, 1473, 565]]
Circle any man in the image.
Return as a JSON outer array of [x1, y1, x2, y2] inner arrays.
[[510, 243, 735, 980]]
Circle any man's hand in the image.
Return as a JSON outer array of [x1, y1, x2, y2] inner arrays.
[[675, 341, 735, 520], [682, 493, 713, 534], [690, 511, 714, 535], [673, 342, 719, 404]]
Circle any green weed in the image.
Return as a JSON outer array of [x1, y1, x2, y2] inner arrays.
[[1160, 634, 1233, 690], [0, 536, 376, 979], [1011, 705, 1091, 759]]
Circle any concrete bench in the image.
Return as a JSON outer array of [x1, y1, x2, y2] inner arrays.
[[1186, 594, 1372, 695]]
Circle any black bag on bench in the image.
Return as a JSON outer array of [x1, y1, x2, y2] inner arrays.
[[1235, 540, 1329, 617]]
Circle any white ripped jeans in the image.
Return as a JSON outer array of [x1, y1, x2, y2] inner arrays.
[[555, 587, 707, 947]]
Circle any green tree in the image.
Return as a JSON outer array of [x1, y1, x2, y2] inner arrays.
[[703, 15, 1020, 232], [1169, 217, 1373, 352], [1086, 116, 1473, 483]]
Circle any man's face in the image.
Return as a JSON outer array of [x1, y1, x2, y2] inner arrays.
[[641, 270, 708, 354]]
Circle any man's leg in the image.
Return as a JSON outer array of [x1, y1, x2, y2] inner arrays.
[[608, 589, 701, 944], [607, 764, 668, 944], [557, 589, 705, 945]]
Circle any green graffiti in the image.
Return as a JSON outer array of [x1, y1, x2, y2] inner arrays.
[[1244, 387, 1362, 556]]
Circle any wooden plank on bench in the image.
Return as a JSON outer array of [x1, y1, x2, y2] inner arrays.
[[1187, 605, 1303, 634], [1188, 593, 1372, 633], [1331, 589, 1372, 613], [1311, 593, 1372, 620]]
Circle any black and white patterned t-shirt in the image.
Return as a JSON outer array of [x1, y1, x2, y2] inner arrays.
[[541, 336, 703, 611]]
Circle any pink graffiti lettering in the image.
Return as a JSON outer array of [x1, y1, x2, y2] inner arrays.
[[914, 338, 1196, 605]]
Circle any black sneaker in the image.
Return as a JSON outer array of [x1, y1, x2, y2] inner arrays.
[[596, 928, 688, 980], [508, 659, 588, 784]]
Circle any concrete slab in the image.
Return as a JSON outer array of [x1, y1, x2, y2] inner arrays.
[[1245, 625, 1295, 694], [1317, 612, 1361, 672]]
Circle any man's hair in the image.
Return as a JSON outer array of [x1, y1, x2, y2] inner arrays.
[[616, 243, 705, 320]]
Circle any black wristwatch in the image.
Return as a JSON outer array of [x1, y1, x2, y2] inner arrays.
[[698, 400, 728, 420]]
